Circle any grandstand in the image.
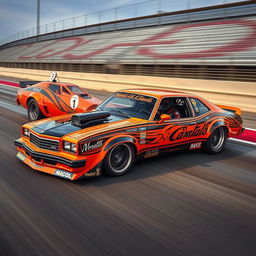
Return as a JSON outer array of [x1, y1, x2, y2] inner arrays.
[[0, 0, 256, 81]]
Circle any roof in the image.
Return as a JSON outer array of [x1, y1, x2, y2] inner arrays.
[[39, 82, 78, 86], [120, 88, 193, 97]]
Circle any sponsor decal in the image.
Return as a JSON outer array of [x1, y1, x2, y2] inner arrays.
[[84, 168, 101, 177], [31, 161, 43, 168], [82, 140, 103, 153], [169, 123, 209, 141], [189, 142, 202, 150], [191, 99, 197, 106], [115, 92, 153, 103], [144, 149, 159, 158], [70, 95, 79, 109], [54, 169, 74, 179], [126, 128, 138, 132], [140, 132, 146, 140], [16, 152, 26, 161]]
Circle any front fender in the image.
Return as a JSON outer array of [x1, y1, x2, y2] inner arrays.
[[103, 136, 137, 152]]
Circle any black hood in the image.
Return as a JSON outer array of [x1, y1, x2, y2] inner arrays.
[[32, 114, 124, 137]]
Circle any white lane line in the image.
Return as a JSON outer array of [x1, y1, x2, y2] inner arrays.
[[0, 100, 27, 116], [246, 128, 256, 132], [0, 87, 18, 96], [229, 138, 256, 146]]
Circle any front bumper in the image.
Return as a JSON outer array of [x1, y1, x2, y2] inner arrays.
[[15, 140, 85, 168], [15, 139, 87, 180]]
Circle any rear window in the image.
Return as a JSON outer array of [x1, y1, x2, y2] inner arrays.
[[190, 98, 210, 116], [67, 86, 84, 94]]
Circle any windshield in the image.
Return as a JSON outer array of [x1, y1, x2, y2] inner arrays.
[[67, 86, 84, 94], [97, 92, 156, 120]]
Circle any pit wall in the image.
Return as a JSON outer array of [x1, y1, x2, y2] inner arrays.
[[0, 67, 255, 113]]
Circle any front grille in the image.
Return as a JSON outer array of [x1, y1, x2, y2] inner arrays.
[[30, 132, 59, 151]]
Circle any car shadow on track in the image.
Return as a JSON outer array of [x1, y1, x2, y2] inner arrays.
[[73, 141, 255, 190]]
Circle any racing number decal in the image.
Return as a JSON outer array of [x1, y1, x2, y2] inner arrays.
[[70, 95, 79, 109]]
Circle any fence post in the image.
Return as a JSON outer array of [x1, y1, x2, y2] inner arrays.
[[84, 14, 87, 26], [158, 0, 162, 13], [115, 7, 118, 21], [99, 11, 101, 23], [134, 3, 138, 27], [187, 0, 191, 22]]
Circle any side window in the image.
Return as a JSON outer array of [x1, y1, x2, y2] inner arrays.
[[63, 87, 70, 94], [190, 98, 210, 116], [155, 97, 192, 120], [49, 84, 61, 95]]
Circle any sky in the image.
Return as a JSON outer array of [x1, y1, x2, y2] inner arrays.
[[0, 0, 245, 40], [0, 0, 142, 39]]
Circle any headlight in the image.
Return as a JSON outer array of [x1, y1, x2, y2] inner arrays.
[[71, 143, 77, 153], [63, 141, 77, 153], [23, 128, 30, 137]]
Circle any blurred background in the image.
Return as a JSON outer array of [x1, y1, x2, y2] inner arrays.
[[0, 0, 255, 82], [1, 2, 256, 256]]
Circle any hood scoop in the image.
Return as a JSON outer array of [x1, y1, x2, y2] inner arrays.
[[79, 93, 91, 99], [71, 111, 111, 127]]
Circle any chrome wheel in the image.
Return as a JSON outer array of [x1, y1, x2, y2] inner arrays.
[[28, 99, 44, 121], [29, 101, 39, 121], [203, 126, 227, 154], [211, 127, 225, 151]]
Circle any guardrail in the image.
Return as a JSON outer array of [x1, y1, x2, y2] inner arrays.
[[0, 0, 248, 46]]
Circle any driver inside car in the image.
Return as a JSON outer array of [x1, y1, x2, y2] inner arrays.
[[157, 98, 181, 119]]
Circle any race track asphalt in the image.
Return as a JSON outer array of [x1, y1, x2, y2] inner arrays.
[[0, 81, 256, 256]]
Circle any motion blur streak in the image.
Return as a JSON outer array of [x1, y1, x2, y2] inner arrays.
[[0, 77, 256, 256]]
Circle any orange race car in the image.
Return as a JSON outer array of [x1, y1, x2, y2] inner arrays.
[[15, 89, 243, 180], [16, 72, 101, 121]]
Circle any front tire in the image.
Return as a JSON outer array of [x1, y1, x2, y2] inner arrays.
[[28, 99, 45, 121], [203, 127, 227, 154], [103, 143, 135, 176]]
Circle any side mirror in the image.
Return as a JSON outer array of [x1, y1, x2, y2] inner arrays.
[[159, 114, 170, 123]]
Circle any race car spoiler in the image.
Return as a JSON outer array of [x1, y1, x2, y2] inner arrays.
[[217, 104, 241, 115], [19, 81, 41, 88]]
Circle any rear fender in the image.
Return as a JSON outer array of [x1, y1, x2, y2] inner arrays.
[[26, 93, 48, 117], [210, 121, 229, 137]]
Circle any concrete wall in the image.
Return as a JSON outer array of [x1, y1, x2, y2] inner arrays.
[[1, 67, 255, 113]]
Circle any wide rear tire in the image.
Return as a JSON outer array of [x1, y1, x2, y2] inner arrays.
[[28, 99, 45, 121], [103, 143, 135, 176], [203, 127, 227, 154]]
